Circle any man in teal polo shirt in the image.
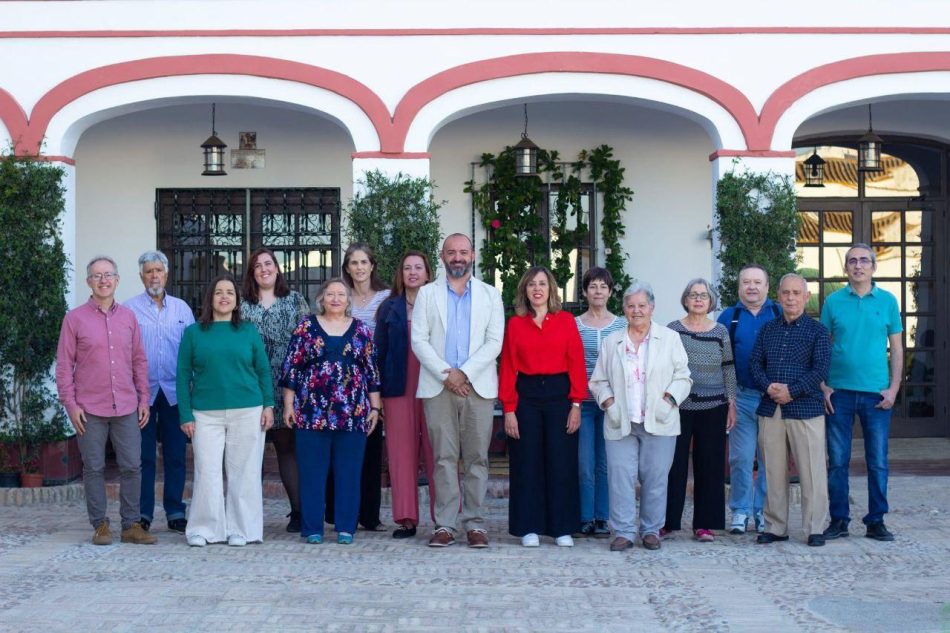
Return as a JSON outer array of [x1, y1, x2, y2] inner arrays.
[[820, 243, 902, 542]]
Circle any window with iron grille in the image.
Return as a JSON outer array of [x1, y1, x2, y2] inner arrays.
[[156, 187, 340, 317]]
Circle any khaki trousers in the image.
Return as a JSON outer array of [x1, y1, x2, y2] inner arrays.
[[423, 389, 494, 533], [758, 406, 829, 537]]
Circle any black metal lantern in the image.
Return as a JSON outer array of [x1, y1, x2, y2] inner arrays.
[[858, 104, 883, 173], [201, 103, 227, 176], [803, 147, 826, 187], [514, 104, 539, 177]]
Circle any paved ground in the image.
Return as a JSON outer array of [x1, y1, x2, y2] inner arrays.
[[1, 475, 948, 632]]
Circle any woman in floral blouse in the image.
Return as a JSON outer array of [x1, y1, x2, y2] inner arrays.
[[279, 278, 381, 545], [240, 248, 310, 533]]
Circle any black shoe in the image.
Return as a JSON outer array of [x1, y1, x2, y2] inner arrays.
[[574, 521, 595, 538], [139, 518, 151, 532], [865, 522, 895, 542], [593, 519, 611, 538], [756, 532, 789, 544], [807, 534, 825, 547], [392, 525, 417, 539], [167, 518, 187, 534], [286, 511, 301, 533], [822, 518, 849, 540]]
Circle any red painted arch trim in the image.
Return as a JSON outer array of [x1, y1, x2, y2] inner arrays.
[[15, 54, 391, 155], [758, 52, 950, 149], [389, 52, 758, 153], [352, 151, 431, 159], [6, 27, 950, 38], [0, 87, 28, 147], [0, 154, 75, 165], [709, 149, 796, 161]]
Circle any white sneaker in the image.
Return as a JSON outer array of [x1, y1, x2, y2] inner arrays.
[[228, 535, 247, 547], [187, 535, 207, 548], [754, 512, 766, 534], [555, 535, 574, 547], [729, 513, 748, 535], [521, 533, 540, 547]]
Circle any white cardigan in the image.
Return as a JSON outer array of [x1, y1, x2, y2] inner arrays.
[[588, 321, 692, 439]]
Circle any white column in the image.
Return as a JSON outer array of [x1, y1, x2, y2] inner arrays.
[[351, 156, 431, 194], [59, 162, 78, 309], [709, 155, 796, 287]]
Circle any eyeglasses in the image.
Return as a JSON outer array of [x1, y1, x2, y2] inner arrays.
[[847, 257, 873, 266], [687, 292, 710, 300], [88, 273, 118, 281]]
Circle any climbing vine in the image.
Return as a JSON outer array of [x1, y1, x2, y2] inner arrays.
[[465, 144, 633, 313]]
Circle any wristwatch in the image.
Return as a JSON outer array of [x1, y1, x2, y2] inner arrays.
[[571, 402, 581, 408]]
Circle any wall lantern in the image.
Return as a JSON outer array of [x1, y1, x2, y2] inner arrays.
[[803, 147, 826, 187], [857, 104, 883, 173], [201, 103, 227, 176], [513, 104, 539, 177]]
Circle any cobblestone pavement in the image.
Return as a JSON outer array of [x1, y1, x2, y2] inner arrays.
[[0, 476, 948, 633]]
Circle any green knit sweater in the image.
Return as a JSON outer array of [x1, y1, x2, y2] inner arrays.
[[176, 321, 275, 423]]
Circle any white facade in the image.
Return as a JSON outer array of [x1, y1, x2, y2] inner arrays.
[[3, 0, 950, 326]]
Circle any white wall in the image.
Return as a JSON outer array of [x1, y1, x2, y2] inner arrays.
[[430, 100, 713, 324], [73, 102, 354, 304]]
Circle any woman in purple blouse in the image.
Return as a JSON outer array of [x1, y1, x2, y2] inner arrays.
[[280, 278, 381, 545]]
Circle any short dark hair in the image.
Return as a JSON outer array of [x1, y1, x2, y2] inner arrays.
[[342, 242, 388, 291], [738, 264, 769, 285], [200, 274, 242, 329], [242, 248, 290, 304], [581, 266, 614, 293]]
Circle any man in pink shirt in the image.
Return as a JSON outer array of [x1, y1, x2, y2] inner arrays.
[[55, 255, 156, 546]]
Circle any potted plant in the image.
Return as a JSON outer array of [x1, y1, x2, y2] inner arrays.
[[0, 427, 19, 487], [0, 154, 69, 489]]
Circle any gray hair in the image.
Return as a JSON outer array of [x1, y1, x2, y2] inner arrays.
[[622, 280, 655, 306], [138, 250, 169, 273], [846, 243, 877, 265], [313, 278, 353, 317], [778, 272, 808, 291], [85, 255, 118, 278], [680, 277, 719, 312]]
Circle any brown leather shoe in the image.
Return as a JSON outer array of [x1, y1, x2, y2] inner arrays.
[[428, 528, 455, 547], [121, 522, 158, 545], [466, 529, 489, 548], [92, 523, 113, 546], [609, 536, 633, 551], [641, 533, 661, 550]]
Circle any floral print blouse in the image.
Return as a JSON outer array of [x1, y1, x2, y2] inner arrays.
[[240, 290, 310, 423], [278, 315, 381, 432]]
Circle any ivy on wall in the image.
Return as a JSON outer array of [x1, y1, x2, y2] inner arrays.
[[465, 144, 633, 313], [715, 164, 799, 307]]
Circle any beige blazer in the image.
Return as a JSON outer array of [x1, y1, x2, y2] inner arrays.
[[588, 321, 692, 439], [411, 275, 505, 399]]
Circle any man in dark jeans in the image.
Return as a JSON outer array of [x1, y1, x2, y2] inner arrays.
[[126, 250, 194, 533], [821, 243, 903, 542]]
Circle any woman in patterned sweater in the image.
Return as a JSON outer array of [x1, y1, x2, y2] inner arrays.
[[663, 278, 737, 542], [241, 248, 310, 533]]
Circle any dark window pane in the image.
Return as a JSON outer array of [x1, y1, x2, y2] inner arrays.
[[905, 385, 935, 418], [905, 315, 935, 349], [906, 279, 934, 313], [905, 350, 934, 384]]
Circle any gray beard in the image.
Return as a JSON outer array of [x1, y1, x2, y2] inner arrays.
[[146, 286, 165, 298], [446, 263, 472, 279]]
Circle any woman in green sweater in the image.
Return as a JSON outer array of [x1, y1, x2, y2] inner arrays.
[[177, 275, 275, 547]]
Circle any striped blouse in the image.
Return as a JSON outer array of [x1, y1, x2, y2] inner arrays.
[[576, 314, 626, 401], [667, 320, 737, 411]]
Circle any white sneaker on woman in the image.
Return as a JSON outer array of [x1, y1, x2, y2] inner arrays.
[[521, 533, 540, 547], [555, 535, 574, 547], [228, 535, 247, 547], [187, 535, 207, 548]]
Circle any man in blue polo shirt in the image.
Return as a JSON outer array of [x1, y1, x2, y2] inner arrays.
[[717, 264, 781, 534], [820, 243, 902, 542]]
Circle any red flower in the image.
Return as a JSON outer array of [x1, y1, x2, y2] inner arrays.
[[491, 219, 501, 229]]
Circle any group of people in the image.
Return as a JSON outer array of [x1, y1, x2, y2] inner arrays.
[[55, 236, 900, 551]]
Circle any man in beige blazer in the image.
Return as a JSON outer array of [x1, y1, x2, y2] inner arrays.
[[411, 233, 505, 548]]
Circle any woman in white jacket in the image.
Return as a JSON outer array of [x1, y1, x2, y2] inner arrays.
[[588, 281, 692, 552]]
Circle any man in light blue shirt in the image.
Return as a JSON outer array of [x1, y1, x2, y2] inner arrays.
[[820, 243, 902, 542], [126, 250, 194, 533]]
